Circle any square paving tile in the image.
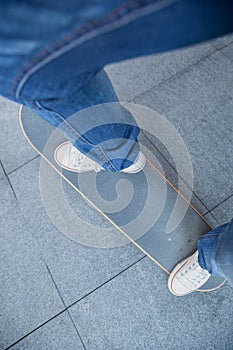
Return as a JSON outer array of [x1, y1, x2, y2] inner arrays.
[[208, 195, 233, 225], [69, 257, 233, 350], [0, 96, 36, 174], [134, 51, 233, 211], [0, 178, 64, 349], [105, 42, 215, 101], [9, 157, 144, 306], [10, 312, 84, 350]]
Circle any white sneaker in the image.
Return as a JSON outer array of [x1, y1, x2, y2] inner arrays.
[[54, 141, 146, 173], [168, 251, 211, 296], [54, 141, 103, 173]]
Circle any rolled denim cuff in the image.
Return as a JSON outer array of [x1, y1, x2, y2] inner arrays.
[[214, 220, 233, 286], [198, 223, 229, 276]]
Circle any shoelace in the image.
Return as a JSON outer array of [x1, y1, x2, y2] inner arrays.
[[67, 145, 101, 172], [178, 258, 209, 289]]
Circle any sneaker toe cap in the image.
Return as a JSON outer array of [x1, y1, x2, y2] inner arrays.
[[168, 275, 192, 296]]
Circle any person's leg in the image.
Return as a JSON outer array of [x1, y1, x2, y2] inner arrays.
[[32, 68, 142, 172], [0, 0, 144, 172], [198, 220, 233, 285], [168, 220, 233, 296], [1, 0, 233, 171]]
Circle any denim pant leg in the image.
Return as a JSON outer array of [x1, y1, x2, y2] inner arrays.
[[198, 219, 233, 286], [31, 69, 140, 172], [1, 1, 233, 171]]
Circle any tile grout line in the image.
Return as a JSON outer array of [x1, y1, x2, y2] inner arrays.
[[5, 255, 146, 350], [204, 193, 233, 216], [211, 39, 233, 52], [44, 264, 88, 350], [0, 160, 18, 200], [203, 210, 219, 226], [65, 255, 147, 310], [66, 308, 88, 350], [4, 309, 68, 350], [7, 154, 40, 176], [127, 48, 217, 104]]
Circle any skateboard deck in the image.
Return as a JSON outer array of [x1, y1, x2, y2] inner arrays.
[[19, 105, 225, 292]]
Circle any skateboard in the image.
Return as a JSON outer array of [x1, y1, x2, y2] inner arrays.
[[19, 105, 226, 292]]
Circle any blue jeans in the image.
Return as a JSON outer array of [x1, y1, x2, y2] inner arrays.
[[198, 220, 233, 286], [0, 0, 233, 170], [0, 0, 232, 282]]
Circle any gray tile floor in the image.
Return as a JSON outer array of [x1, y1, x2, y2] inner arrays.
[[1, 35, 233, 349]]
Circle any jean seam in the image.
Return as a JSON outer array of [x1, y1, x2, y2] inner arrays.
[[11, 0, 179, 99]]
